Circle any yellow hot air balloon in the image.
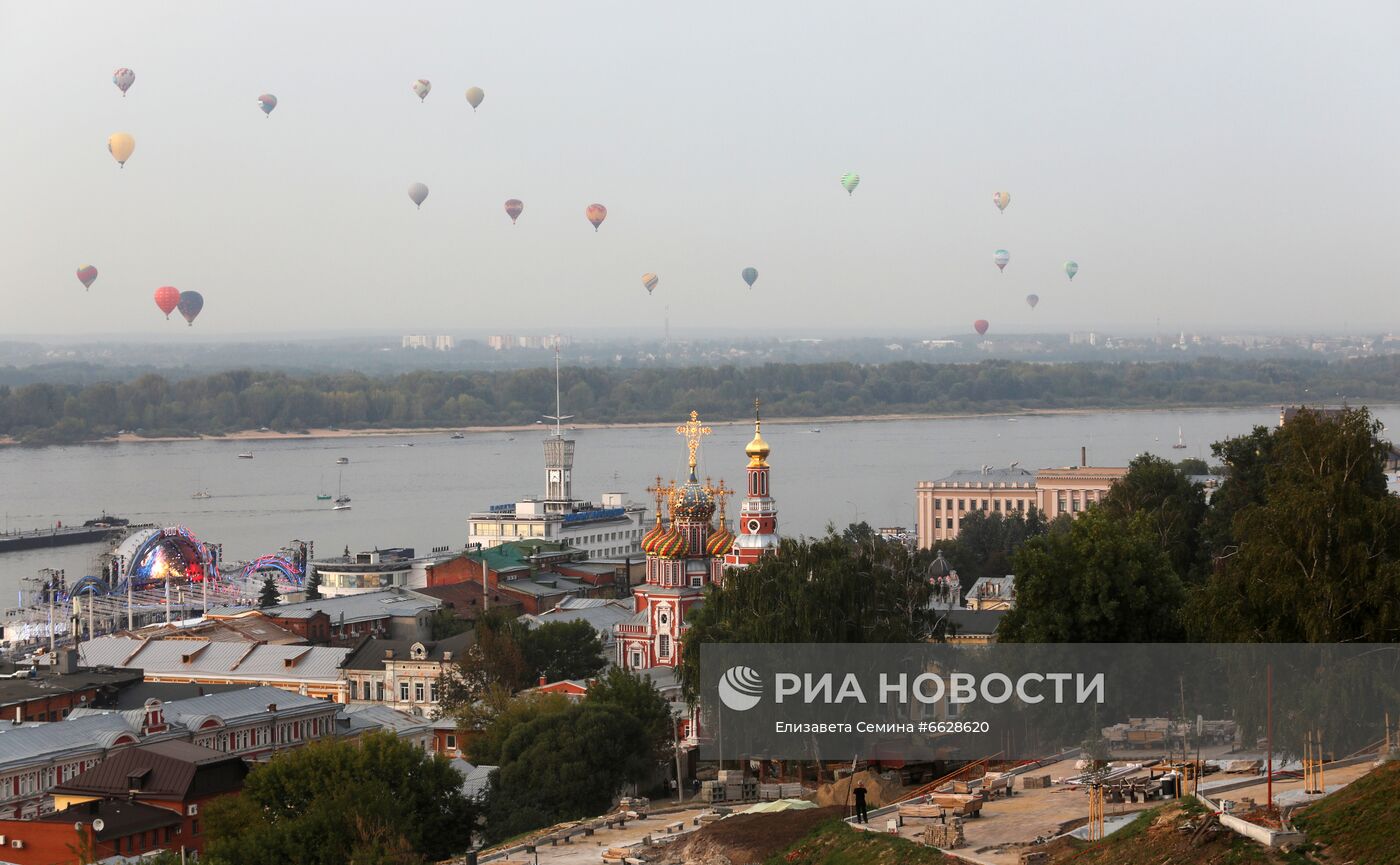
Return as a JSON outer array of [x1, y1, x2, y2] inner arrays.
[[108, 133, 135, 168]]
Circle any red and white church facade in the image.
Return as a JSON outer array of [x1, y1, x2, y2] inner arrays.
[[616, 405, 780, 671]]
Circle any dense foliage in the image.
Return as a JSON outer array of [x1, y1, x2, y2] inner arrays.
[[437, 612, 606, 718], [203, 732, 474, 865], [6, 356, 1400, 443], [1000, 407, 1400, 643]]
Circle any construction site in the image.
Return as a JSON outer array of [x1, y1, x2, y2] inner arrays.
[[468, 716, 1400, 865]]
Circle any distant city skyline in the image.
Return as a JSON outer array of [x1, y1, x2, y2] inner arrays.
[[3, 2, 1398, 336]]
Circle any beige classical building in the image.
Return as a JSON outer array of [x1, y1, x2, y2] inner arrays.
[[915, 464, 1128, 549]]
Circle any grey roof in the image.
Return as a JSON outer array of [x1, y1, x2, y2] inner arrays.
[[930, 467, 1038, 486], [111, 681, 251, 709], [496, 576, 590, 597], [450, 758, 496, 799], [0, 713, 149, 772], [208, 588, 439, 624], [78, 636, 350, 683], [521, 599, 632, 635], [338, 704, 432, 737], [71, 686, 330, 730], [944, 609, 1008, 636], [342, 633, 474, 672]]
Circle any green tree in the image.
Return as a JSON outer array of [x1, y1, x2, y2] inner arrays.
[[304, 569, 322, 601], [521, 620, 606, 682], [997, 508, 1186, 642], [203, 732, 474, 865], [679, 528, 936, 701], [437, 609, 532, 714], [1187, 408, 1400, 642], [587, 666, 675, 767], [1175, 457, 1211, 476], [258, 574, 280, 608], [482, 703, 649, 842], [938, 509, 1047, 592], [1099, 453, 1209, 583], [429, 607, 467, 640], [465, 691, 573, 766]]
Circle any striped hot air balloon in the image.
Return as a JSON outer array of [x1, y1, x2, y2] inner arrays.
[[1065, 260, 1079, 281], [257, 93, 278, 116], [642, 273, 659, 295], [840, 172, 860, 195], [993, 249, 1010, 272], [112, 68, 135, 96], [76, 266, 98, 291], [993, 191, 1011, 213], [504, 199, 523, 223]]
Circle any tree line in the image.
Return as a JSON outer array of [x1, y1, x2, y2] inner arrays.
[[5, 356, 1400, 443]]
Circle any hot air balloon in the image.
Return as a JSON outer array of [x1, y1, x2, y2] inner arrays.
[[108, 133, 135, 168], [993, 249, 1010, 272], [412, 79, 431, 102], [840, 172, 860, 195], [407, 182, 429, 208], [112, 68, 135, 97], [257, 94, 277, 116], [642, 273, 659, 295], [741, 267, 758, 288], [504, 199, 523, 224], [992, 191, 1011, 213], [1065, 260, 1079, 281], [177, 290, 204, 326], [76, 266, 98, 291], [974, 319, 990, 336], [465, 87, 484, 111], [154, 286, 180, 319], [586, 204, 607, 231], [1026, 294, 1039, 309]]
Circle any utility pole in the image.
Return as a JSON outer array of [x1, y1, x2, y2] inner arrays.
[[1266, 664, 1273, 809], [674, 709, 685, 805]]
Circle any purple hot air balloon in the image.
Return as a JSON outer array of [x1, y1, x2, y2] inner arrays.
[[177, 290, 204, 326]]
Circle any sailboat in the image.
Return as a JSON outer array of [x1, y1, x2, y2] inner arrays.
[[333, 469, 351, 509], [1172, 427, 1187, 449], [191, 473, 211, 499], [316, 473, 332, 501]]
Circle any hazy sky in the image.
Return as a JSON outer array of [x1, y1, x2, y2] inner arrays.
[[2, 2, 1399, 338]]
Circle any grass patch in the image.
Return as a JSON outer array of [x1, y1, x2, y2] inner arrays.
[[762, 819, 957, 865], [1292, 758, 1400, 865]]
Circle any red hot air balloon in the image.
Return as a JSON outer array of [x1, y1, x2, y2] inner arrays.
[[154, 286, 181, 319], [973, 319, 990, 336], [76, 266, 99, 291], [586, 203, 607, 231], [505, 199, 523, 224]]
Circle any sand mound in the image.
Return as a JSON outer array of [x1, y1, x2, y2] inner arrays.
[[814, 769, 903, 808]]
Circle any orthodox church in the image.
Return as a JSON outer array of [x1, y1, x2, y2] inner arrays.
[[616, 404, 780, 670]]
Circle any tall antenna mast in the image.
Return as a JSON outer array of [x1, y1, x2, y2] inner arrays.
[[542, 343, 574, 434]]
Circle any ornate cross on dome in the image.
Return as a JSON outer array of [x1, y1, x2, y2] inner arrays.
[[675, 410, 712, 471], [706, 477, 734, 513], [646, 475, 675, 520]]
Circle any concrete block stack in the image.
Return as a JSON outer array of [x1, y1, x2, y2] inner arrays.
[[924, 816, 965, 849]]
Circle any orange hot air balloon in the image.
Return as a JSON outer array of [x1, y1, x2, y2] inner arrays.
[[154, 286, 181, 319], [586, 203, 607, 231], [505, 199, 523, 224], [973, 319, 990, 336]]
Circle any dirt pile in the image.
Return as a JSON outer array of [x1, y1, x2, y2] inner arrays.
[[813, 769, 903, 808], [644, 807, 843, 865]]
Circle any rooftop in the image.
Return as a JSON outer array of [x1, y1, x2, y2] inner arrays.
[[460, 540, 581, 574], [339, 704, 433, 737], [408, 583, 524, 618], [40, 798, 181, 841], [929, 466, 1037, 486], [207, 588, 440, 623], [0, 664, 144, 711], [78, 637, 351, 683], [521, 598, 633, 636], [121, 615, 306, 645], [51, 739, 247, 801], [943, 608, 1008, 637], [342, 632, 474, 671]]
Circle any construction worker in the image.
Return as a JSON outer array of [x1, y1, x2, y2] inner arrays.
[[853, 784, 869, 824]]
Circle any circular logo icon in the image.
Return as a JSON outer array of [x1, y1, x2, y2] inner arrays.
[[718, 665, 764, 712]]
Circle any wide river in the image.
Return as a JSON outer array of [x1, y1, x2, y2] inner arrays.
[[2, 405, 1395, 596]]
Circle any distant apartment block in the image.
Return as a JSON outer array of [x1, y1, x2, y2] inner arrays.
[[401, 335, 455, 350], [485, 334, 570, 351], [915, 463, 1128, 549]]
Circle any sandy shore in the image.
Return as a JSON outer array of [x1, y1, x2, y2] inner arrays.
[[33, 402, 1289, 447]]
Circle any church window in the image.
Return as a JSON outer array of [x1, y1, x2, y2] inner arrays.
[[659, 635, 671, 658]]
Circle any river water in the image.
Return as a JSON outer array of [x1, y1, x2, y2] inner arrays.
[[2, 405, 1394, 597]]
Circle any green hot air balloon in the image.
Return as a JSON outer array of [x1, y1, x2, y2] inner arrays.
[[1065, 260, 1079, 281], [840, 172, 860, 195], [741, 267, 758, 288]]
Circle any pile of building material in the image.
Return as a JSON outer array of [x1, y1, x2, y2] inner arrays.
[[758, 782, 807, 800], [1102, 718, 1171, 750], [698, 770, 758, 804], [924, 817, 965, 849], [1022, 774, 1053, 790]]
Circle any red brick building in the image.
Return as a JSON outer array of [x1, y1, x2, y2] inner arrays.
[[49, 740, 248, 858], [0, 799, 182, 864]]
